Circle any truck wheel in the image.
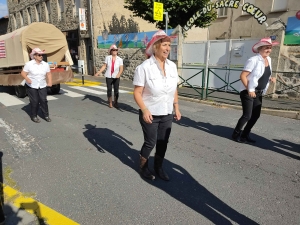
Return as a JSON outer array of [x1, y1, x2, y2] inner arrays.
[[51, 84, 60, 94], [15, 86, 27, 98]]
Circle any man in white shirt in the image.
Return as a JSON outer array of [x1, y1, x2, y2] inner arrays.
[[21, 48, 52, 123]]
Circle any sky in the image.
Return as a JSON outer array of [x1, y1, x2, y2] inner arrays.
[[0, 0, 8, 18]]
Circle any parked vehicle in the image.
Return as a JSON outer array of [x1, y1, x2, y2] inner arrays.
[[0, 22, 74, 98]]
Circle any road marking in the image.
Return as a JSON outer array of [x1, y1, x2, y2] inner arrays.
[[69, 86, 106, 95], [0, 93, 25, 106], [47, 96, 58, 100], [60, 88, 84, 97], [64, 78, 101, 86], [4, 185, 80, 225], [91, 86, 129, 93]]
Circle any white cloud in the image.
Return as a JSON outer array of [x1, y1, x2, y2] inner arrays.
[[0, 3, 8, 18]]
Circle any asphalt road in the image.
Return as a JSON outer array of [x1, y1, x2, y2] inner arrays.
[[0, 83, 299, 225]]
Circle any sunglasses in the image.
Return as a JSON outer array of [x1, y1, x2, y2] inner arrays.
[[111, 49, 118, 51], [35, 54, 43, 57]]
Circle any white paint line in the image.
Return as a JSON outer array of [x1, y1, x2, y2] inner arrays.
[[69, 86, 106, 95], [0, 118, 33, 154], [47, 96, 58, 100], [0, 93, 25, 106], [91, 86, 129, 93], [60, 88, 84, 97]]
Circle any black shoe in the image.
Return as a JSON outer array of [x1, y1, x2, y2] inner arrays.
[[155, 167, 170, 181], [45, 117, 51, 122], [241, 134, 256, 143], [231, 130, 241, 142], [31, 117, 40, 123]]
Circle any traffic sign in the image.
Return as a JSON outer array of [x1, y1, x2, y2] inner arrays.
[[153, 2, 163, 21]]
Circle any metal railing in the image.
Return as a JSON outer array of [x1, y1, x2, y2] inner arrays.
[[177, 67, 300, 101]]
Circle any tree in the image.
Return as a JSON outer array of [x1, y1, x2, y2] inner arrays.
[[107, 14, 140, 34], [124, 0, 217, 31]]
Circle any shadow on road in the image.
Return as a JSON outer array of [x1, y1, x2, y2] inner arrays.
[[175, 116, 300, 160], [82, 94, 138, 114], [83, 125, 259, 224]]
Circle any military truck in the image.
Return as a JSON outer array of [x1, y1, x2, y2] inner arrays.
[[0, 22, 74, 98]]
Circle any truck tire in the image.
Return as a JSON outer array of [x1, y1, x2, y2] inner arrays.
[[51, 84, 60, 94], [14, 86, 27, 98]]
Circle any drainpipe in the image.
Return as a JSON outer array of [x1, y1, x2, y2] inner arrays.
[[88, 0, 95, 74]]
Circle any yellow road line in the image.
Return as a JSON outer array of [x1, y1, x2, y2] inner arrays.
[[4, 185, 80, 225], [64, 78, 101, 86]]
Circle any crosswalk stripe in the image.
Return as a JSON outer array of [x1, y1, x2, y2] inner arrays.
[[91, 86, 129, 93], [47, 96, 58, 100], [60, 88, 84, 97], [0, 93, 25, 106], [69, 86, 107, 95]]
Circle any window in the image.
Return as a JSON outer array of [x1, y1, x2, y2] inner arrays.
[[36, 4, 41, 22], [72, 0, 80, 17], [20, 11, 24, 27], [11, 14, 17, 30], [218, 7, 228, 17], [27, 8, 32, 24], [58, 0, 64, 20], [241, 0, 255, 15], [272, 0, 288, 12], [45, 1, 51, 22]]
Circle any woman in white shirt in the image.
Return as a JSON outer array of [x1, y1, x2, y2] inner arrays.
[[133, 30, 181, 181], [232, 38, 278, 143], [95, 45, 123, 108], [21, 48, 52, 123]]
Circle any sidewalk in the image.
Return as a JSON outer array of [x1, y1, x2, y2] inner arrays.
[[75, 74, 300, 120]]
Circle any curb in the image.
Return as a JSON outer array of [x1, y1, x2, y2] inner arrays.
[[73, 76, 300, 120]]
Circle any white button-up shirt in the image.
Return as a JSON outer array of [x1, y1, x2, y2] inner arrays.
[[240, 54, 272, 95], [133, 55, 179, 116], [104, 55, 123, 78], [23, 60, 50, 89]]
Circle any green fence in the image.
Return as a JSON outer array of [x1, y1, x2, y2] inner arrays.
[[178, 67, 300, 101]]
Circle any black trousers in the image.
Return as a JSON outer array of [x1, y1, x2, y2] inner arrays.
[[139, 110, 173, 159], [235, 90, 262, 135], [26, 84, 49, 118], [106, 78, 120, 98]]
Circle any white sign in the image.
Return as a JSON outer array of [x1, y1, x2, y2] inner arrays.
[[79, 8, 86, 31]]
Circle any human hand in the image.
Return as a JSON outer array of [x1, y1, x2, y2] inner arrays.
[[248, 91, 256, 98], [142, 109, 153, 124], [174, 109, 181, 121], [116, 75, 120, 79], [94, 73, 99, 77], [270, 77, 276, 83], [26, 78, 32, 84]]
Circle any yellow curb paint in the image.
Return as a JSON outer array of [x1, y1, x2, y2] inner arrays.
[[4, 185, 80, 225], [128, 92, 134, 94], [64, 78, 101, 86]]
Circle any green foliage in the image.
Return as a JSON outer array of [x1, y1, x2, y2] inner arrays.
[[124, 0, 217, 30]]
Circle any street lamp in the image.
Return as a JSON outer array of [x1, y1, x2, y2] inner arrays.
[[163, 12, 168, 34]]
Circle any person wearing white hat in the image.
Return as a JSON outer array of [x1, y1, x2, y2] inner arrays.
[[21, 48, 52, 123], [133, 30, 181, 181], [232, 37, 279, 143], [95, 44, 123, 108]]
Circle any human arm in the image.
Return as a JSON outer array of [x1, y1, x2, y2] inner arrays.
[[173, 90, 181, 121], [133, 86, 153, 124], [21, 70, 31, 84], [94, 64, 107, 76], [46, 72, 52, 87], [240, 70, 256, 98], [116, 65, 123, 78]]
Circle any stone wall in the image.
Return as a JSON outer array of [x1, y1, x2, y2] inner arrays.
[[7, 0, 82, 32], [275, 46, 300, 98], [94, 48, 146, 80]]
